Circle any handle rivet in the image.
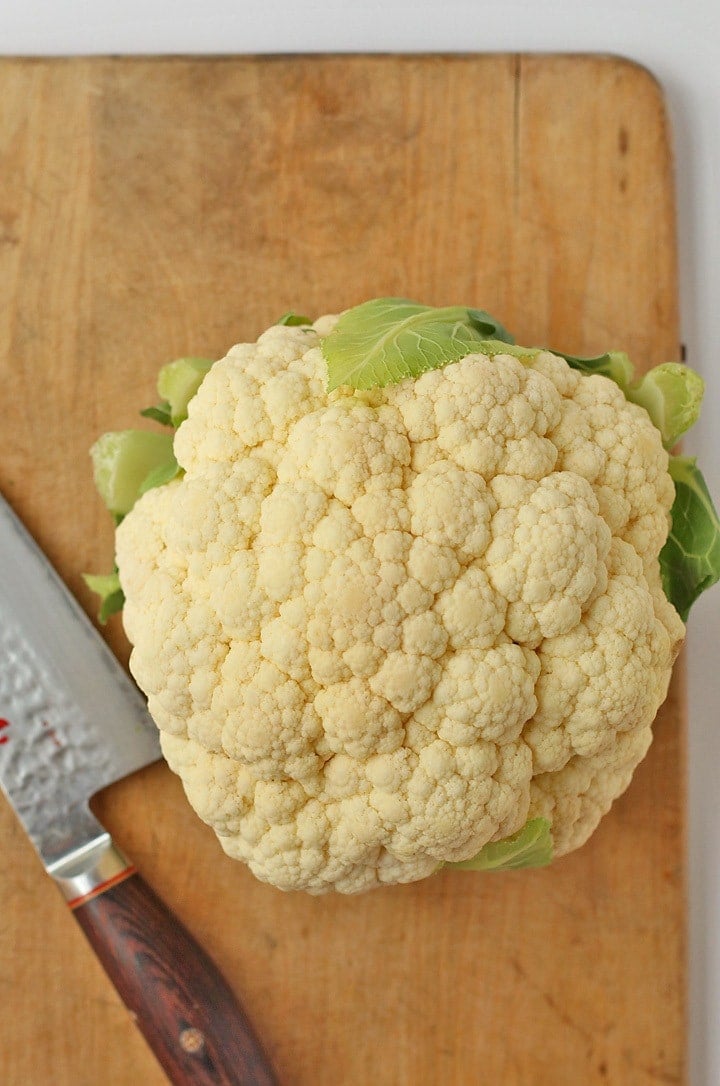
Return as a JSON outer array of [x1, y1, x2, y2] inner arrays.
[[179, 1027, 205, 1054]]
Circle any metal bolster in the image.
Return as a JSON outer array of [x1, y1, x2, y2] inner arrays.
[[45, 803, 134, 907]]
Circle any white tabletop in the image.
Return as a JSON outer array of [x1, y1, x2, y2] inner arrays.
[[3, 2, 719, 1082]]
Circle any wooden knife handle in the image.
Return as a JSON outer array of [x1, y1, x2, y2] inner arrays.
[[69, 865, 279, 1086]]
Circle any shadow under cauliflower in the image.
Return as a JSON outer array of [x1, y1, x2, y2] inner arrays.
[[115, 319, 684, 893]]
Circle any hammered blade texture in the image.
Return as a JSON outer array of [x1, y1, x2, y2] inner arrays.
[[0, 495, 160, 868]]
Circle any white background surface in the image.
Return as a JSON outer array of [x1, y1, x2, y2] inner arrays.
[[2, 2, 718, 1081]]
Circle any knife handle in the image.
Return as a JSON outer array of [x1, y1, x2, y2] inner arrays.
[[57, 844, 279, 1086]]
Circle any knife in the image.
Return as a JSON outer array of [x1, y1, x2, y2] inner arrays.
[[0, 493, 279, 1086]]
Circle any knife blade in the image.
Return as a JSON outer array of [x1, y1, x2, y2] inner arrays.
[[0, 492, 279, 1086]]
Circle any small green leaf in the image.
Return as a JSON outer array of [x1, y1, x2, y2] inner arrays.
[[557, 349, 636, 388], [156, 357, 213, 426], [660, 456, 720, 620], [82, 569, 126, 624], [98, 587, 126, 623], [83, 569, 121, 597], [321, 298, 513, 391], [467, 309, 515, 344], [138, 454, 182, 496], [276, 312, 313, 326], [625, 363, 704, 449], [90, 430, 176, 516], [140, 402, 173, 426], [445, 818, 553, 872]]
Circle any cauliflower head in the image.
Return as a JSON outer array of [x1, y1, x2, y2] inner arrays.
[[115, 316, 685, 893]]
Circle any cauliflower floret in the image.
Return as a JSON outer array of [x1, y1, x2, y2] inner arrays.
[[485, 471, 612, 644], [116, 320, 683, 893]]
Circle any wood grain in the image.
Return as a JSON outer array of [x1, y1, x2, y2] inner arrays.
[[73, 871, 278, 1085], [0, 55, 685, 1085]]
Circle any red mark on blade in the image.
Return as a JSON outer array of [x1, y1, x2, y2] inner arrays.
[[0, 719, 9, 745], [41, 720, 62, 748]]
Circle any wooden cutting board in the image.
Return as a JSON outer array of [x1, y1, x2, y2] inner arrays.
[[0, 55, 685, 1085]]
